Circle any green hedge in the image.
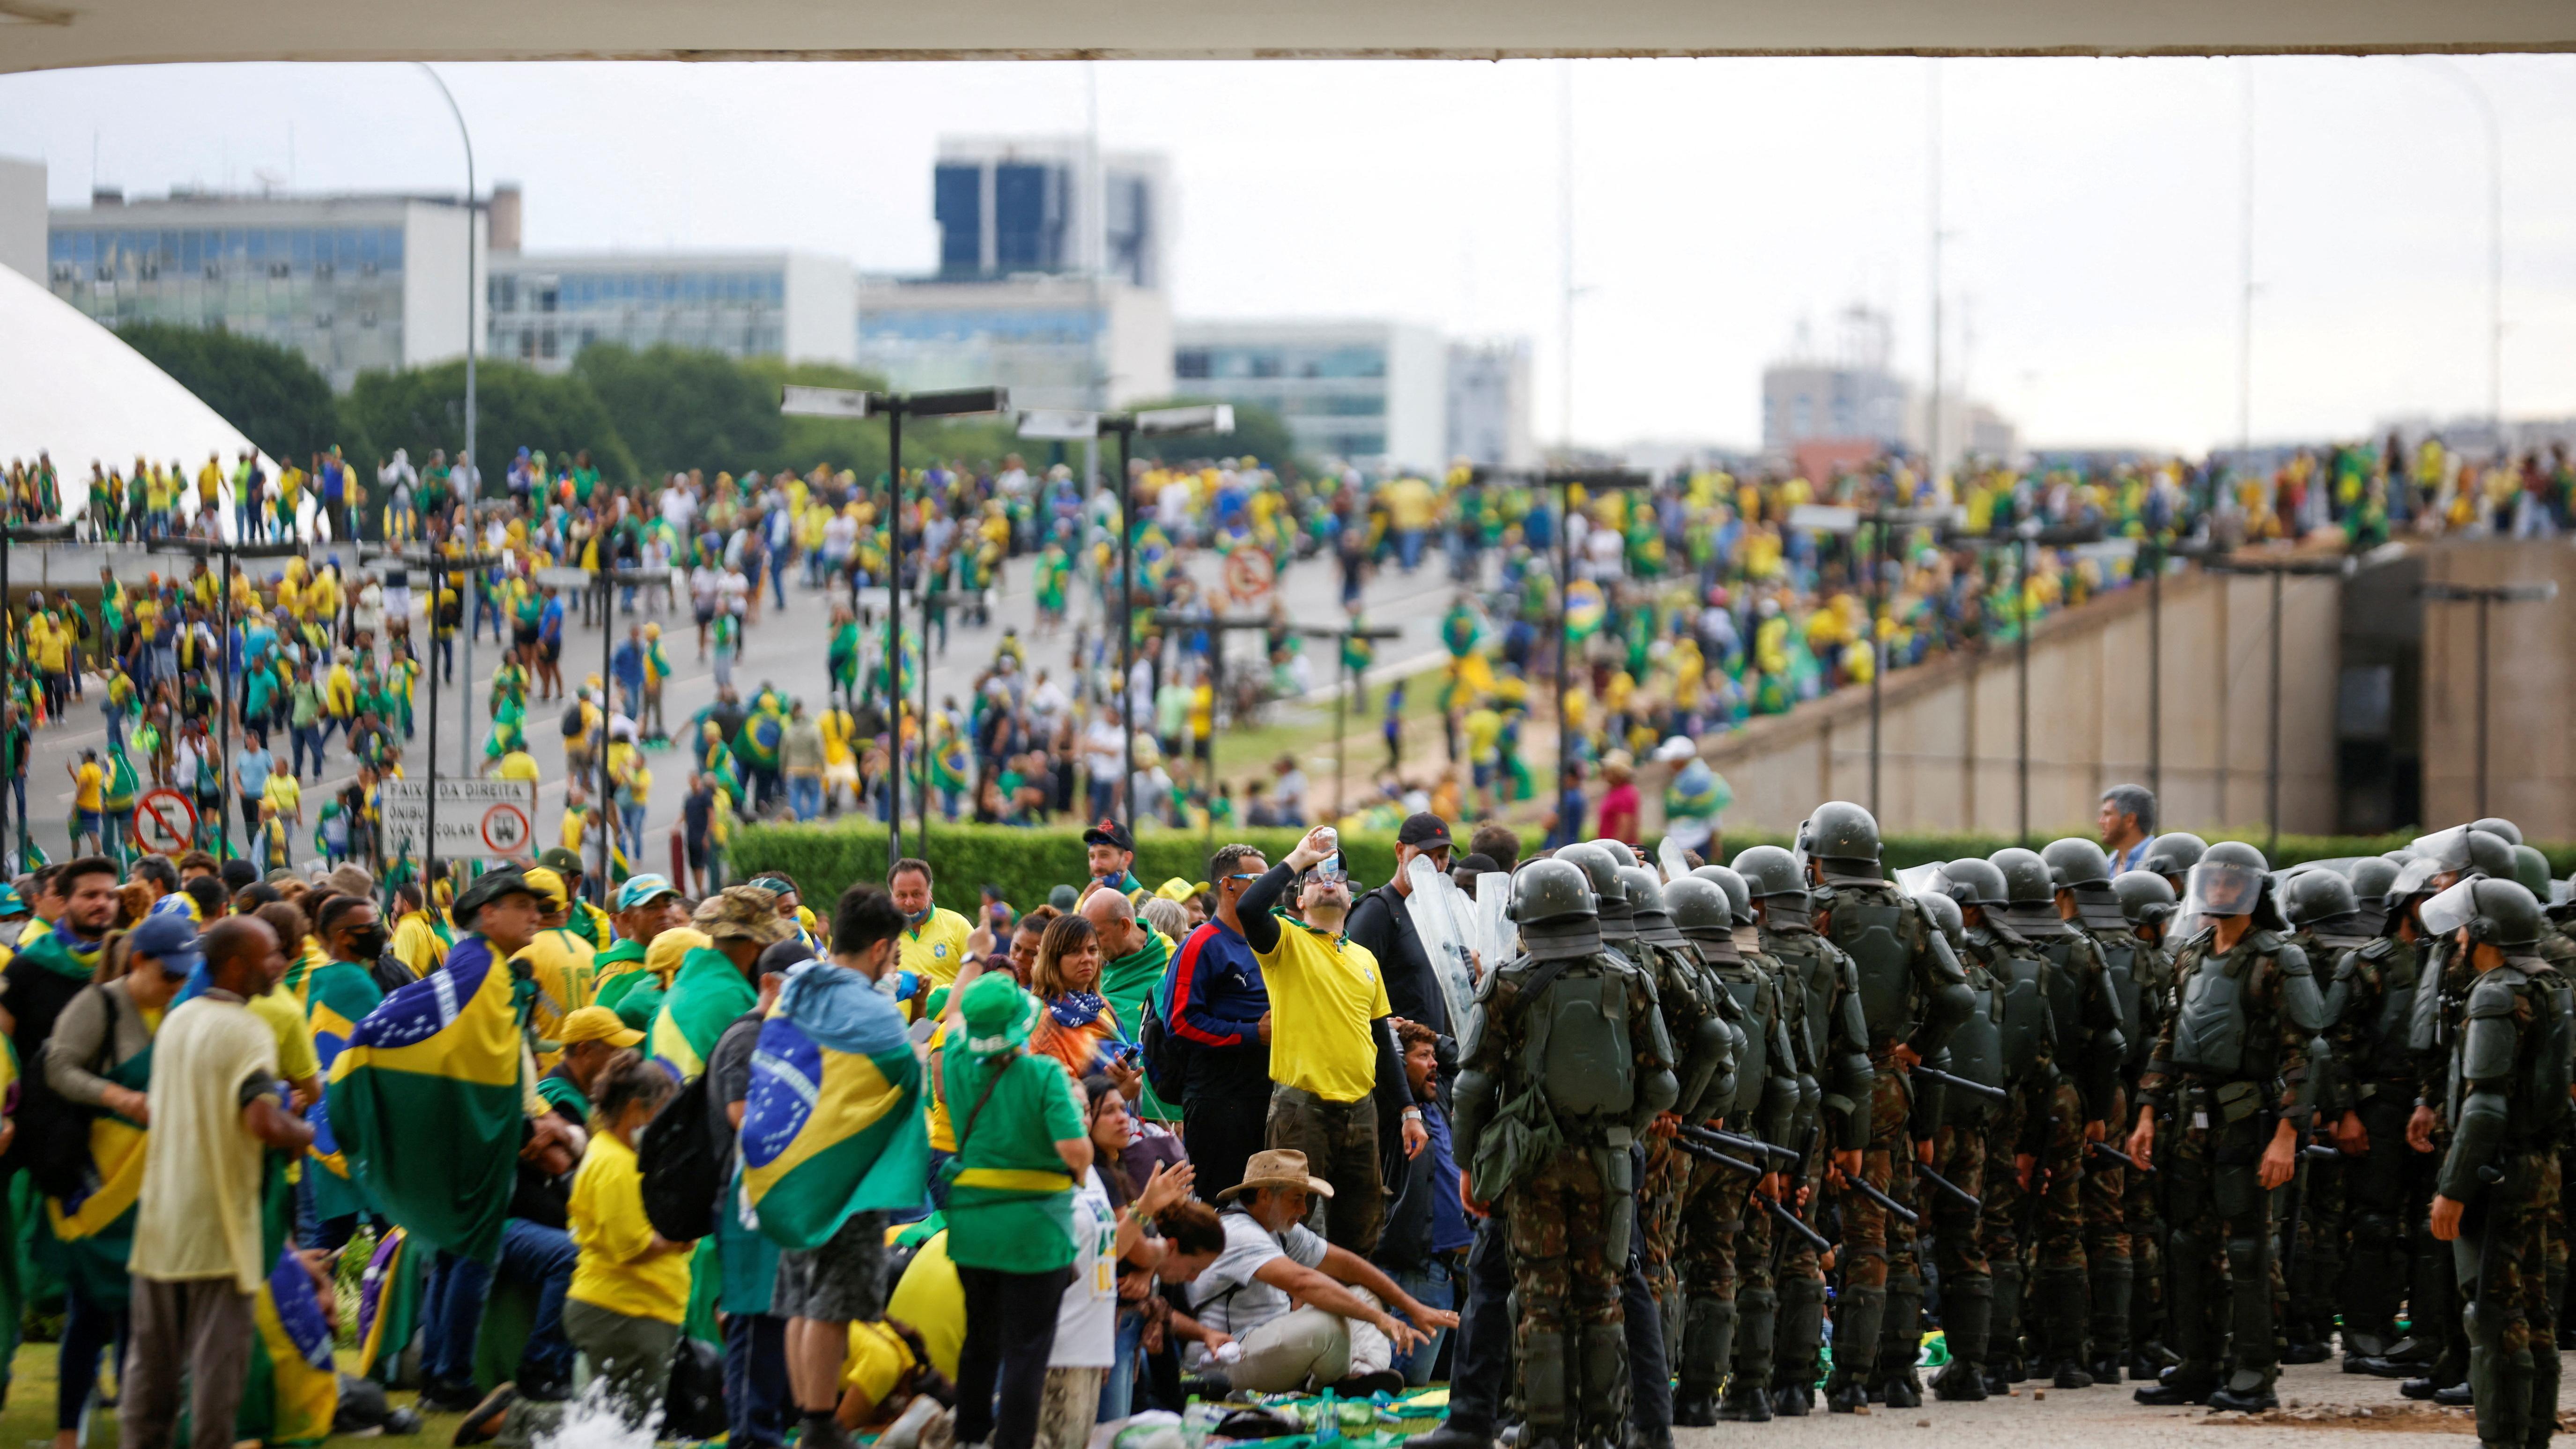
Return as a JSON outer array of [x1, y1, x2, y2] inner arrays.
[[730, 820, 2555, 917]]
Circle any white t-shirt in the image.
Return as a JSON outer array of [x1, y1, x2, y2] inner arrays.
[[1082, 718, 1124, 779], [1051, 1169, 1121, 1368], [1186, 1209, 1329, 1366], [690, 567, 724, 614]]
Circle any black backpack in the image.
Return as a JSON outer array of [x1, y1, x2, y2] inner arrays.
[[1140, 996, 1192, 1105], [636, 1067, 721, 1242]]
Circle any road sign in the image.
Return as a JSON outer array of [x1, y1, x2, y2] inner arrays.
[[130, 789, 198, 856], [1225, 548, 1276, 605], [533, 566, 594, 591], [380, 779, 541, 864], [1017, 409, 1101, 440], [782, 385, 874, 419]]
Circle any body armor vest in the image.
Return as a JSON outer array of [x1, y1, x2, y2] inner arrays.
[[1768, 927, 1838, 1074], [1636, 937, 1732, 1122], [2090, 926, 2148, 1078], [2359, 939, 2421, 1082], [1527, 956, 1642, 1121], [1974, 926, 2049, 1084], [1944, 967, 2007, 1124], [2170, 933, 2271, 1079], [1827, 886, 1916, 1044], [1706, 950, 1777, 1119]]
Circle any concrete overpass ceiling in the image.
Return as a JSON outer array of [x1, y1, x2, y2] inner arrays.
[[5, 0, 2576, 72]]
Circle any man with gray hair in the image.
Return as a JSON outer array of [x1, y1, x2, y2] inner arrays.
[[2099, 785, 2157, 874]]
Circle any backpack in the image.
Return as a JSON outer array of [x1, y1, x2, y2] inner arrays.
[[636, 1067, 722, 1242], [1140, 996, 1191, 1104]]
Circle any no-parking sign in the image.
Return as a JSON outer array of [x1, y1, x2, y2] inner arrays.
[[130, 790, 199, 856]]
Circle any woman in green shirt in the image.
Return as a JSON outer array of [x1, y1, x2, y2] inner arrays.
[[942, 974, 1094, 1449]]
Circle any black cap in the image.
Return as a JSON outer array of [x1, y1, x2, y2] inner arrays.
[[1397, 813, 1454, 850], [756, 938, 815, 978], [452, 868, 540, 928], [1082, 819, 1135, 852], [1455, 852, 1501, 876]]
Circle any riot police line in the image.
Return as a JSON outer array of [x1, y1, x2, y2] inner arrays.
[[1423, 807, 2570, 1449]]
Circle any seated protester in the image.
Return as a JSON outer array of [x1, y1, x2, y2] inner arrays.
[[594, 875, 688, 1030], [1074, 1077, 1196, 1426], [1370, 1021, 1472, 1386], [1187, 1150, 1450, 1395], [457, 1053, 688, 1447]]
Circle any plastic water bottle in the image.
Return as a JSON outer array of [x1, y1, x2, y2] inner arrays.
[[1316, 1389, 1341, 1445]]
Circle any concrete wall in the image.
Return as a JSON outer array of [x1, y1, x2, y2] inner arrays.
[[0, 156, 42, 285], [2419, 538, 2576, 836], [1696, 557, 2345, 839]]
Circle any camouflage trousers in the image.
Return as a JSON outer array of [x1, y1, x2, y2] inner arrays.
[[1639, 1136, 1694, 1312], [1504, 1145, 1633, 1441], [2456, 1149, 2561, 1449], [2159, 1098, 2280, 1385], [2034, 1078, 2088, 1274], [1975, 1087, 2032, 1284], [1841, 1064, 1922, 1294], [1677, 1153, 1772, 1303], [2081, 1084, 2132, 1268], [1928, 1119, 1991, 1287], [2284, 1146, 2347, 1348]]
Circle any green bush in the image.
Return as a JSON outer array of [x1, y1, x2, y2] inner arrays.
[[728, 821, 1536, 917]]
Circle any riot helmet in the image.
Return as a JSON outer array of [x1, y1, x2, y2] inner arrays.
[[1665, 876, 1733, 937], [1732, 845, 1807, 904], [1914, 888, 1968, 951], [2041, 837, 2113, 891], [1799, 801, 1883, 876], [1509, 858, 1599, 926], [1587, 838, 1645, 869], [2346, 857, 2401, 902], [1990, 848, 2058, 908], [2512, 844, 2552, 897], [2111, 870, 2178, 927], [2472, 817, 2524, 846], [2418, 876, 2543, 951], [1942, 857, 2012, 909], [2186, 840, 2272, 919], [2410, 825, 2517, 884], [2282, 868, 2360, 931], [1555, 842, 1628, 904], [1620, 865, 1670, 920], [2141, 831, 2207, 880], [1691, 864, 1756, 927]]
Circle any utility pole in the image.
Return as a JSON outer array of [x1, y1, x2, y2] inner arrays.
[[1927, 60, 1944, 485]]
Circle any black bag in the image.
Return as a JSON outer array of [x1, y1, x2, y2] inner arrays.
[[1139, 997, 1192, 1106], [636, 1068, 721, 1242], [661, 1335, 730, 1440]]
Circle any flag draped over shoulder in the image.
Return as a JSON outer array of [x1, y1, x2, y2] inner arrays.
[[1099, 928, 1175, 1119], [355, 1227, 424, 1384], [325, 935, 529, 1264], [650, 947, 757, 1081], [303, 959, 386, 1223], [237, 1246, 340, 1449], [741, 965, 928, 1250]]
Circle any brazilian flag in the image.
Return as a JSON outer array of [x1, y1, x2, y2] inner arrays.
[[325, 936, 532, 1264], [740, 970, 928, 1249], [237, 1245, 341, 1447], [649, 946, 758, 1081], [303, 958, 386, 1223], [737, 709, 785, 774], [355, 1226, 425, 1384]]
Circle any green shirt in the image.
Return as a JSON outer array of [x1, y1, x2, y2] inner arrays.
[[940, 1042, 1084, 1273]]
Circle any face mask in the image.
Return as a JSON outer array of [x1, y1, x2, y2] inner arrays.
[[346, 924, 390, 959], [904, 906, 932, 927]]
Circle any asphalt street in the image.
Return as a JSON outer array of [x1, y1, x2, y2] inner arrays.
[[9, 535, 1475, 875]]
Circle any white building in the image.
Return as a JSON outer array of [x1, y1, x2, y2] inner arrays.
[[1446, 337, 1534, 468], [488, 250, 855, 371], [933, 136, 1169, 290], [0, 156, 43, 285], [858, 273, 1170, 412], [46, 187, 485, 392], [1173, 319, 1448, 473]]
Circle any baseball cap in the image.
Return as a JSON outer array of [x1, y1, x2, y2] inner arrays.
[[1081, 819, 1135, 853], [126, 914, 205, 977], [538, 847, 585, 879], [616, 874, 682, 912], [553, 1005, 644, 1049], [1397, 813, 1454, 850], [522, 867, 570, 912]]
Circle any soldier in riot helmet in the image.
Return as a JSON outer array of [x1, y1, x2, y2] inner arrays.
[[2279, 868, 2376, 1365], [2125, 840, 2327, 1412], [1666, 872, 1798, 1426], [1908, 883, 2003, 1402], [1453, 858, 1680, 1449], [2421, 876, 2571, 1449], [2045, 835, 2154, 1383], [1732, 843, 1872, 1416], [1799, 802, 1973, 1412], [2109, 868, 2182, 1377], [2143, 832, 2209, 897], [1940, 856, 2053, 1393], [2318, 859, 2448, 1380]]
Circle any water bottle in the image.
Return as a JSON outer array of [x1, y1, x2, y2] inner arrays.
[[1315, 1390, 1341, 1445]]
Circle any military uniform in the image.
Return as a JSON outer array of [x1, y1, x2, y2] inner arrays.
[[2109, 868, 2182, 1378], [1733, 843, 1872, 1417], [1452, 859, 1680, 1449], [2424, 876, 2572, 1449], [1804, 804, 1972, 1412], [2326, 926, 2441, 1369], [2280, 871, 2378, 1364], [1942, 859, 2053, 1393], [1669, 870, 1800, 1425], [2132, 843, 2325, 1412], [1914, 887, 2002, 1402]]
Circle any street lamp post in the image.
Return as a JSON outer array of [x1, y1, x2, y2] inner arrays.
[[2418, 579, 2556, 818], [370, 539, 500, 889], [154, 535, 307, 860], [785, 384, 1009, 873]]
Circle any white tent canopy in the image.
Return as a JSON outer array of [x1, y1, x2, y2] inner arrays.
[[0, 263, 276, 500]]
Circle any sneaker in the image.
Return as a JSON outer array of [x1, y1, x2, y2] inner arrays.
[[450, 1385, 517, 1448], [415, 1382, 484, 1416]]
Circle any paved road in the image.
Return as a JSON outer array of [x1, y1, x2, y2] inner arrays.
[[9, 536, 1476, 876]]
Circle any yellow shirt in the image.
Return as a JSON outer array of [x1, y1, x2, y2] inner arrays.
[[562, 810, 588, 854], [248, 985, 321, 1083], [899, 907, 974, 991], [496, 752, 542, 783], [516, 928, 598, 1062], [820, 710, 858, 769], [73, 762, 104, 812], [842, 1321, 920, 1412], [568, 1132, 690, 1323], [390, 912, 450, 978], [881, 1229, 967, 1380], [1252, 919, 1391, 1103], [925, 1020, 956, 1152], [262, 773, 302, 819]]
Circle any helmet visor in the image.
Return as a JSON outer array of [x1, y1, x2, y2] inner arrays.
[[1895, 862, 1951, 898], [2418, 878, 2482, 941], [2185, 861, 2268, 920], [2390, 856, 2444, 901], [2408, 826, 2472, 875]]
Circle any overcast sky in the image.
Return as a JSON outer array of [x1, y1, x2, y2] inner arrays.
[[5, 54, 2573, 455]]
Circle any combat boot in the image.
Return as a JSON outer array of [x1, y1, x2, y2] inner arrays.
[[1671, 1297, 1734, 1427], [1768, 1382, 1813, 1418], [1875, 1277, 1925, 1407], [2206, 1368, 2280, 1414], [1717, 1289, 1776, 1423], [2087, 1259, 2132, 1387], [1412, 1421, 1496, 1449], [2040, 1268, 2094, 1388], [1931, 1279, 1991, 1402], [1825, 1285, 1884, 1414], [2132, 1367, 2219, 1406]]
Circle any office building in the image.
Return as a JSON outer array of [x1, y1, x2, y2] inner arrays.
[[0, 156, 42, 285], [933, 136, 1167, 289], [46, 187, 484, 392], [1446, 337, 1535, 468], [1761, 305, 1912, 455], [858, 273, 1170, 412], [1174, 319, 1448, 471], [487, 251, 856, 371]]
